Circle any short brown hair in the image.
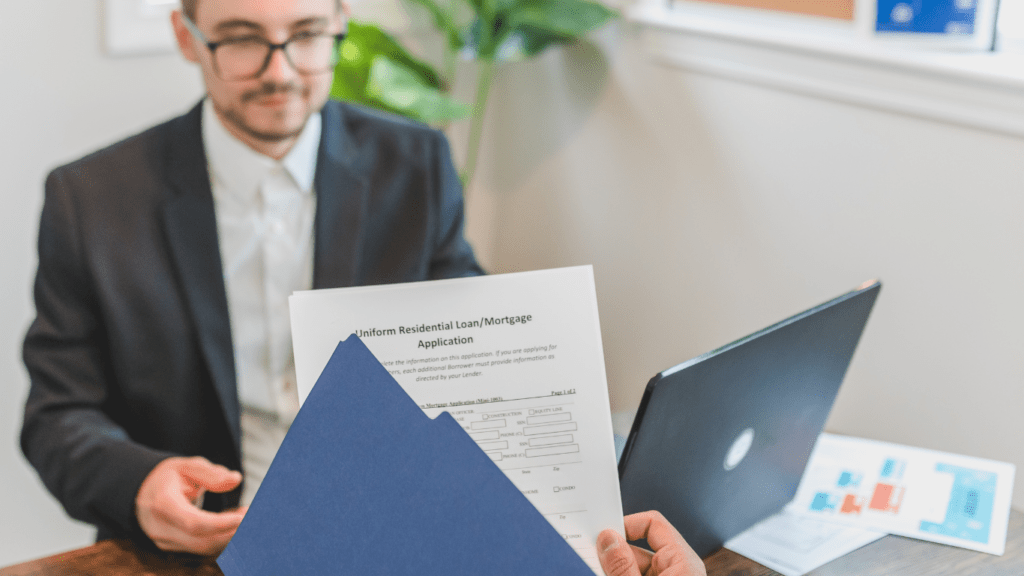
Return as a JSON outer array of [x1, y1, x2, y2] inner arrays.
[[181, 0, 342, 20], [181, 0, 198, 19]]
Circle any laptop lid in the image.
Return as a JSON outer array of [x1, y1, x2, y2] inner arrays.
[[617, 280, 882, 558]]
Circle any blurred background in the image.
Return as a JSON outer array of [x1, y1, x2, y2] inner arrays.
[[2, 0, 1022, 565]]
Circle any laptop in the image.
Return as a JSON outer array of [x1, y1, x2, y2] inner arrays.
[[617, 280, 882, 558]]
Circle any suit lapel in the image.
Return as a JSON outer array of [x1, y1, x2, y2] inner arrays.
[[313, 101, 369, 289], [160, 103, 240, 450], [155, 101, 366, 452]]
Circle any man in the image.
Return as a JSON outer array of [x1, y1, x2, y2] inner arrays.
[[23, 0, 479, 554], [21, 0, 705, 573]]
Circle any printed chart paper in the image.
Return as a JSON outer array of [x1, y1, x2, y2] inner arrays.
[[290, 266, 624, 573], [788, 433, 1015, 555], [724, 508, 885, 576]]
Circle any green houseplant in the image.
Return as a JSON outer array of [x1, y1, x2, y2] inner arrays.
[[331, 0, 616, 198]]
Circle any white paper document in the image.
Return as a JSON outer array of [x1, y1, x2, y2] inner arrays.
[[787, 433, 1016, 555], [289, 266, 624, 573], [724, 508, 885, 576]]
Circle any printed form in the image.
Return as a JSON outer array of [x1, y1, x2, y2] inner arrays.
[[788, 433, 1016, 555], [290, 266, 624, 573], [725, 508, 884, 576]]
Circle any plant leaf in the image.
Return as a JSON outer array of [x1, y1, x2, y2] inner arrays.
[[464, 0, 617, 60], [331, 20, 452, 116], [504, 28, 564, 59], [507, 0, 616, 39], [407, 0, 465, 50], [464, 14, 519, 59], [331, 21, 440, 97], [492, 0, 523, 15], [366, 56, 473, 123]]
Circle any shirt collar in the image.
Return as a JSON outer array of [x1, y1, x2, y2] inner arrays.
[[282, 107, 321, 193], [201, 99, 321, 197]]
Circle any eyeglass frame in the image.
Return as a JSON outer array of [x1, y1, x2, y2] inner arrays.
[[180, 14, 346, 80]]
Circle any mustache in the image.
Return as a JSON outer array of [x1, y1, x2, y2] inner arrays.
[[241, 82, 304, 102]]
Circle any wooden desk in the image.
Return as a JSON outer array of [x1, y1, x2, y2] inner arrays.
[[3, 510, 1022, 576]]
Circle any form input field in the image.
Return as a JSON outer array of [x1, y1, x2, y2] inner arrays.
[[527, 413, 572, 425], [526, 444, 580, 458], [471, 419, 506, 430], [524, 422, 578, 436], [529, 434, 574, 447], [468, 430, 500, 441], [479, 440, 509, 452]]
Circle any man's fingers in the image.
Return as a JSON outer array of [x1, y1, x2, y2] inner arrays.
[[597, 529, 642, 576], [622, 512, 707, 576], [623, 511, 687, 553], [650, 544, 687, 574], [136, 457, 247, 556], [150, 521, 239, 556], [631, 544, 654, 574], [149, 501, 244, 555], [177, 457, 243, 493], [158, 490, 247, 537]]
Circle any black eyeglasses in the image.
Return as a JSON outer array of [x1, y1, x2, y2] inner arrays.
[[182, 15, 345, 81]]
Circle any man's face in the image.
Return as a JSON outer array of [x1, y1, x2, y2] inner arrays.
[[174, 0, 343, 147]]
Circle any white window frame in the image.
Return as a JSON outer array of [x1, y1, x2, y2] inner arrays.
[[629, 0, 1024, 138]]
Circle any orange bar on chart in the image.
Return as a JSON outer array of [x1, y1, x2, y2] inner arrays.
[[869, 483, 905, 513], [841, 494, 863, 514]]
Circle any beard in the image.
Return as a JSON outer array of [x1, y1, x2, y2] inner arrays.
[[220, 81, 315, 143]]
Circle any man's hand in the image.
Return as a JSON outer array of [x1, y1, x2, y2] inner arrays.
[[135, 456, 246, 555], [597, 511, 707, 576]]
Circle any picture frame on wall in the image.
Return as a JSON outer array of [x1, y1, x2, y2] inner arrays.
[[104, 0, 178, 56], [872, 0, 1000, 49]]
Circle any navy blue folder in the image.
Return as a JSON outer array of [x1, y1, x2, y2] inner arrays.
[[218, 335, 595, 575]]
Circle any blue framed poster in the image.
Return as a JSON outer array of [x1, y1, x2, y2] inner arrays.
[[874, 0, 998, 48], [877, 0, 977, 33]]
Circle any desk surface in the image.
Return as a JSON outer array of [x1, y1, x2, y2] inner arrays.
[[3, 509, 1022, 576]]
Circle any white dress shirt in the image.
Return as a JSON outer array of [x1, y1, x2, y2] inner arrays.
[[201, 100, 320, 503]]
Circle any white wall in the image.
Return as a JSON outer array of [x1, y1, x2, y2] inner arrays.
[[3, 0, 1022, 567], [469, 20, 1024, 507], [0, 1, 204, 565]]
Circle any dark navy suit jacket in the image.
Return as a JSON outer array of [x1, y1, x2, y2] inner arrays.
[[21, 99, 483, 544]]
